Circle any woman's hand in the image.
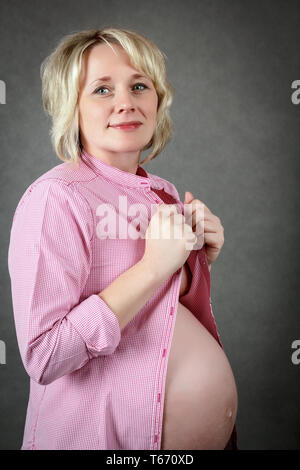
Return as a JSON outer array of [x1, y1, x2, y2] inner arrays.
[[183, 191, 224, 270]]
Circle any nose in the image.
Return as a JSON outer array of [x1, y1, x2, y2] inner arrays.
[[114, 87, 136, 113]]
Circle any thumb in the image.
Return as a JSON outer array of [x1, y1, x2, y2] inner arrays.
[[184, 191, 194, 204]]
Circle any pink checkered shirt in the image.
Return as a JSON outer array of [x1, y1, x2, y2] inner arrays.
[[8, 148, 237, 450]]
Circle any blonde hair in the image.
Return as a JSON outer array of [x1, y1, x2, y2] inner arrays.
[[40, 27, 174, 166]]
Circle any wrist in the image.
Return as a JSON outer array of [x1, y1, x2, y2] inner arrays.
[[140, 255, 173, 286], [139, 256, 162, 284]]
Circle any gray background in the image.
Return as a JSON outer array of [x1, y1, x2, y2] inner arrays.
[[0, 0, 299, 450]]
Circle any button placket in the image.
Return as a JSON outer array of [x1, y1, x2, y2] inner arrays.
[[153, 302, 176, 449], [151, 190, 162, 203], [140, 181, 164, 203], [146, 191, 178, 449], [150, 191, 162, 204]]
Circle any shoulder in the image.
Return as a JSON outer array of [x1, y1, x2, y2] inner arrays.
[[31, 158, 96, 186], [11, 164, 94, 237], [14, 158, 96, 210]]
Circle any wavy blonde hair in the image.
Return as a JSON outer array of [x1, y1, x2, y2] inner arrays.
[[40, 27, 174, 166]]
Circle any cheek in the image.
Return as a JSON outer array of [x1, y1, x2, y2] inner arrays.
[[144, 100, 157, 119], [150, 107, 158, 125], [149, 98, 158, 121], [79, 97, 104, 118], [79, 102, 107, 129]]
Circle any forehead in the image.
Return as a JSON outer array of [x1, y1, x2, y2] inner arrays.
[[80, 43, 137, 81]]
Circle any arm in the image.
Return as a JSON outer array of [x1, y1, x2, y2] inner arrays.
[[98, 257, 164, 332], [8, 181, 162, 385]]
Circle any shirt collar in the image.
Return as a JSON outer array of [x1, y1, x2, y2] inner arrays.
[[80, 148, 163, 190]]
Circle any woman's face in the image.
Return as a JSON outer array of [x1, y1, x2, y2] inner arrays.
[[78, 42, 158, 169]]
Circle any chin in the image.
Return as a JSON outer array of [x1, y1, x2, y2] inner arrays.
[[110, 142, 148, 153]]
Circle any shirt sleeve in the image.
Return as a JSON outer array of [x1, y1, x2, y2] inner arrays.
[[8, 179, 121, 385]]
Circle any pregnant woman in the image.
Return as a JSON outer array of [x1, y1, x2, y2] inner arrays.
[[8, 27, 238, 450]]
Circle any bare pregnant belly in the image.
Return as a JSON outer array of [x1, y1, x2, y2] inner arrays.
[[160, 265, 238, 450]]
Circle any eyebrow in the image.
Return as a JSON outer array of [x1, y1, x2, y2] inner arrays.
[[89, 73, 152, 86]]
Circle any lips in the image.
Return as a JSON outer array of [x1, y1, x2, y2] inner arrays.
[[110, 121, 142, 127]]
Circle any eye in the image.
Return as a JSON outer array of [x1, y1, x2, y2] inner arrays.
[[133, 82, 148, 91], [94, 86, 109, 95], [93, 82, 149, 95]]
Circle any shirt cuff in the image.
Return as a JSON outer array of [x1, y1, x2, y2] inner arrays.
[[67, 294, 121, 358]]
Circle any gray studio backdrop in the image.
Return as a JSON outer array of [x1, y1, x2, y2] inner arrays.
[[1, 0, 299, 450]]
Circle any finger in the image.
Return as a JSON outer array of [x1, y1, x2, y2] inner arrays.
[[203, 232, 224, 248], [158, 203, 179, 214], [189, 199, 212, 216], [195, 219, 219, 233], [189, 209, 218, 232], [184, 191, 194, 204], [187, 204, 205, 229], [172, 213, 186, 224]]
